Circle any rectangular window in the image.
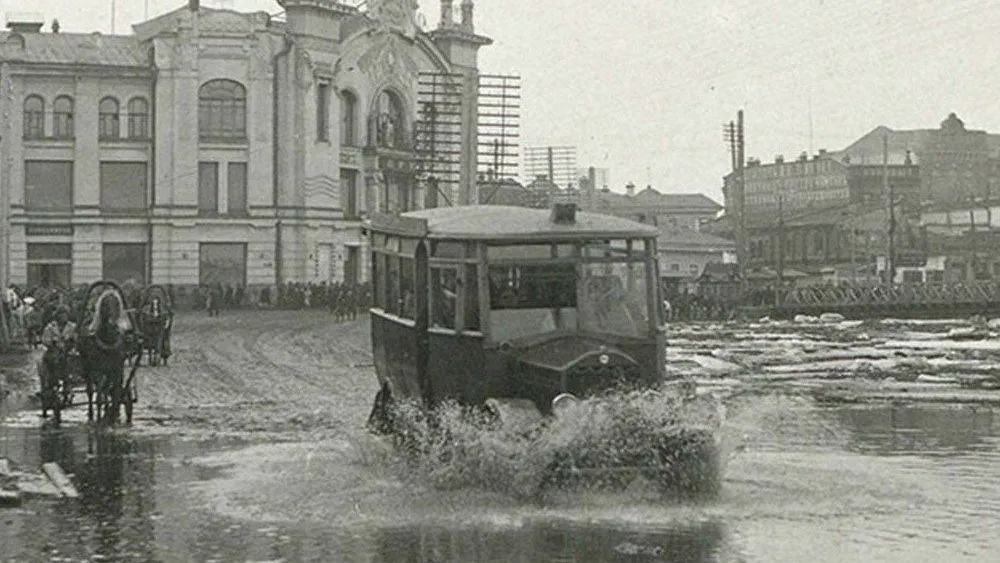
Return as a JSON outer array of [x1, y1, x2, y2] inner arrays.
[[375, 254, 389, 310], [100, 162, 147, 213], [464, 263, 480, 330], [340, 168, 359, 219], [24, 110, 44, 139], [199, 243, 247, 286], [340, 93, 357, 146], [25, 161, 73, 212], [344, 246, 359, 285], [227, 162, 248, 217], [53, 111, 74, 139], [102, 243, 147, 284], [387, 255, 401, 316], [317, 83, 330, 142], [26, 243, 72, 288], [128, 104, 149, 139], [400, 256, 415, 319], [198, 161, 219, 217], [430, 267, 458, 330], [99, 112, 119, 140]]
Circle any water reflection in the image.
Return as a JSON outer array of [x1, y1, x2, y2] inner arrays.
[[2, 400, 999, 562], [373, 520, 726, 563], [835, 405, 998, 455]]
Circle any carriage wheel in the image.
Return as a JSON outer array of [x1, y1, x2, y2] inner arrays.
[[61, 383, 74, 408], [124, 381, 134, 424], [49, 380, 62, 424]]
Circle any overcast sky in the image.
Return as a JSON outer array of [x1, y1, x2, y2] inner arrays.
[[5, 0, 1000, 201]]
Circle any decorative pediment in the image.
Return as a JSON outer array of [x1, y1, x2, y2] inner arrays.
[[354, 33, 420, 86], [198, 10, 269, 35], [367, 0, 420, 39], [133, 7, 269, 41]]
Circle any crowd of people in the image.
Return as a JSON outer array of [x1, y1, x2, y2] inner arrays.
[[195, 281, 373, 320]]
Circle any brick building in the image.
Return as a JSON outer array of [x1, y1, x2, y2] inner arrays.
[[0, 0, 490, 292]]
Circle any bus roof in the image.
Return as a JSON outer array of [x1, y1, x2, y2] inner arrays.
[[369, 205, 659, 241]]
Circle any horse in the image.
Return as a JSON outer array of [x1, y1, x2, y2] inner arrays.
[[77, 289, 141, 424]]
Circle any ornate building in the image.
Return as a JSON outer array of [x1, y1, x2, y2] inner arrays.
[[0, 0, 490, 293]]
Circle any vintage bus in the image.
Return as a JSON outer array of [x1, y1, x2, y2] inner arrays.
[[365, 203, 672, 425]]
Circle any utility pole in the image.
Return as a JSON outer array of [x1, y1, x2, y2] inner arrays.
[[883, 132, 895, 283], [776, 194, 785, 307], [723, 110, 746, 282], [969, 189, 977, 280]]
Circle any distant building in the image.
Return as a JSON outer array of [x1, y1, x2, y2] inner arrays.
[[657, 227, 736, 283], [582, 183, 722, 232], [725, 113, 1000, 225]]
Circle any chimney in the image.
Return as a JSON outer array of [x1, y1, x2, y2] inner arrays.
[[189, 0, 200, 12], [460, 0, 473, 30], [625, 182, 636, 197], [550, 202, 577, 225], [440, 0, 453, 26], [5, 13, 45, 33]]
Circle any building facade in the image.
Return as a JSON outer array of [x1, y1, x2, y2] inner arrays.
[[724, 113, 999, 226], [0, 0, 490, 293]]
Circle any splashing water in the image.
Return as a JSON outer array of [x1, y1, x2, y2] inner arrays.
[[388, 386, 727, 501]]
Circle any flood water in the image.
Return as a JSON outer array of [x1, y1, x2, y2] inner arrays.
[[2, 398, 998, 563]]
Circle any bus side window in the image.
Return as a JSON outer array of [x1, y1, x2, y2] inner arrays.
[[430, 267, 457, 330], [387, 255, 400, 316], [400, 256, 415, 319], [463, 263, 480, 331]]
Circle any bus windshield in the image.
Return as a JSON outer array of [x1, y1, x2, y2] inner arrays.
[[487, 258, 651, 342]]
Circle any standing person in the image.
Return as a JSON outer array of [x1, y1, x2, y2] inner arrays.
[[235, 284, 245, 309], [225, 284, 234, 309], [347, 284, 358, 321]]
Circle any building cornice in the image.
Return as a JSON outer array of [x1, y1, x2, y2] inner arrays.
[[427, 27, 492, 46], [3, 62, 152, 78]]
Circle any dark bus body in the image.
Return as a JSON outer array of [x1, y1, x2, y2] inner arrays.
[[367, 203, 665, 417]]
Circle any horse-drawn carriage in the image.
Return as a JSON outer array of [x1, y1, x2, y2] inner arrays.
[[135, 284, 173, 366], [37, 280, 144, 424]]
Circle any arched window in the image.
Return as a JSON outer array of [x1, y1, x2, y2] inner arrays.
[[127, 97, 149, 139], [23, 95, 45, 139], [198, 79, 246, 141], [371, 90, 406, 149], [98, 97, 120, 140], [53, 95, 74, 139], [340, 90, 357, 147]]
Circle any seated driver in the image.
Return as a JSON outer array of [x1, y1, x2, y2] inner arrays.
[[41, 305, 77, 375]]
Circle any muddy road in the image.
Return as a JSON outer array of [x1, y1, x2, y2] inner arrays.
[[1, 312, 999, 562], [135, 310, 377, 440]]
